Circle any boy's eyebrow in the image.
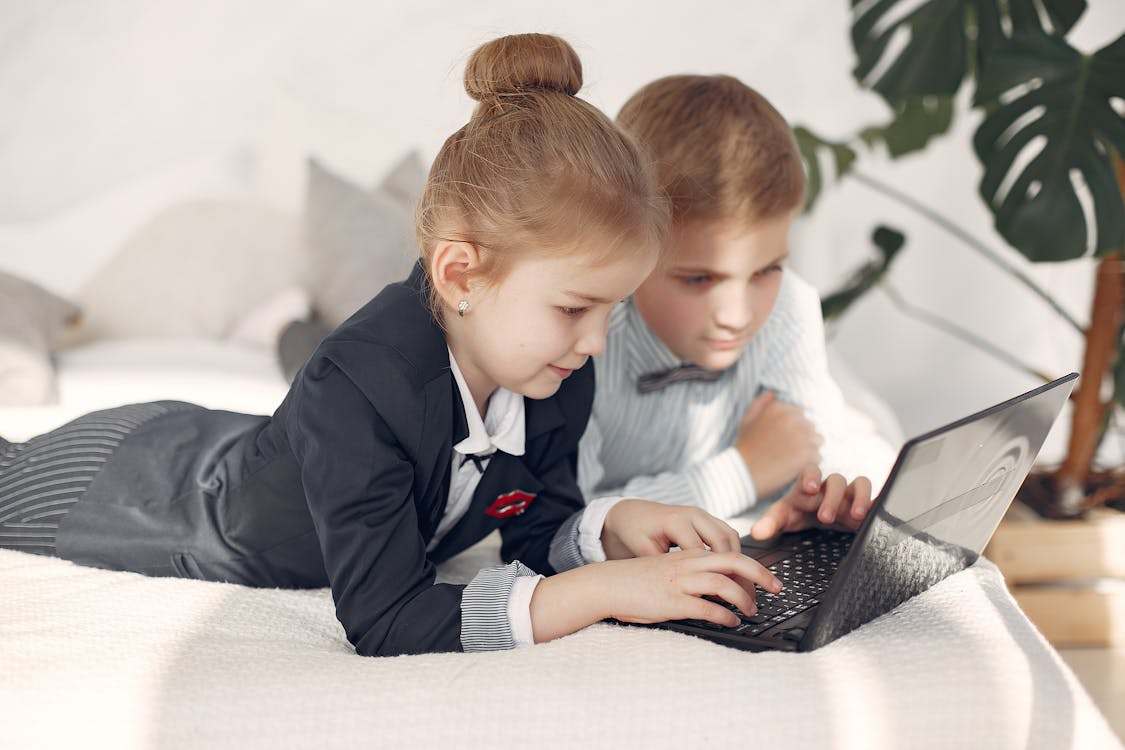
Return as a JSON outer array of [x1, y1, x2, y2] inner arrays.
[[756, 252, 789, 271], [671, 252, 789, 277], [564, 291, 613, 304], [672, 266, 728, 278]]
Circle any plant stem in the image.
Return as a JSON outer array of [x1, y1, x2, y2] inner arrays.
[[1056, 249, 1125, 506], [1051, 151, 1125, 514], [852, 170, 1086, 334], [878, 282, 1055, 382]]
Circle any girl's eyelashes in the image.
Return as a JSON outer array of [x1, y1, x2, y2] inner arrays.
[[676, 274, 713, 286], [754, 264, 784, 278], [559, 306, 588, 317]]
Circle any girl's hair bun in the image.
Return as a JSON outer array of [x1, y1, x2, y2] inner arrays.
[[464, 33, 583, 101], [416, 31, 668, 321]]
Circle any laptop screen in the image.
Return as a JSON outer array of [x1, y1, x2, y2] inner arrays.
[[801, 374, 1076, 650]]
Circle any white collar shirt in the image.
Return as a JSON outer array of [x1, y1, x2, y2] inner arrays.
[[427, 349, 525, 550]]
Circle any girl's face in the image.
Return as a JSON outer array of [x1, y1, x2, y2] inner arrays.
[[450, 246, 657, 409]]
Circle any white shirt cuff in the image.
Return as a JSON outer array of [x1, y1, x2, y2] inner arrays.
[[578, 495, 626, 563], [507, 573, 544, 647]]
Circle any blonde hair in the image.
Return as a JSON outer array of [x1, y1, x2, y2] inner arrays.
[[417, 34, 668, 316], [617, 74, 805, 227]]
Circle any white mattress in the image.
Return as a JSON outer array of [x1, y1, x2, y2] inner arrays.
[[2, 532, 1120, 750]]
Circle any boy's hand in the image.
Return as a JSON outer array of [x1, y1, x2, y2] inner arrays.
[[749, 464, 873, 540], [601, 498, 741, 560], [736, 390, 822, 499]]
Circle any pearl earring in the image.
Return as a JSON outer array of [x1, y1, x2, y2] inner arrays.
[[457, 300, 470, 317]]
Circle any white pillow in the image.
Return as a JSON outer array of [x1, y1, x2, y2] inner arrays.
[[227, 285, 312, 350], [63, 200, 301, 343]]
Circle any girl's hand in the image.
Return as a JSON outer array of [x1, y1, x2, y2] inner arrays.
[[529, 550, 783, 642], [603, 549, 782, 627], [601, 499, 741, 560], [749, 464, 873, 540]]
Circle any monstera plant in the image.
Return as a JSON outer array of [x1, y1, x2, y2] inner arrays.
[[799, 0, 1125, 517]]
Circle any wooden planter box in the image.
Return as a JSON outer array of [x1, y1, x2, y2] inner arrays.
[[985, 503, 1125, 647]]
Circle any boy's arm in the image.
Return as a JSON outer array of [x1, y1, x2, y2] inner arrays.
[[579, 368, 760, 519], [588, 447, 760, 519], [763, 273, 897, 493]]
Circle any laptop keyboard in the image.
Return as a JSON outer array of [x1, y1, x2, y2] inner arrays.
[[682, 530, 854, 637]]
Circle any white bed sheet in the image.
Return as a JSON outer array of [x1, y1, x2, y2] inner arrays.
[[2, 533, 1120, 750]]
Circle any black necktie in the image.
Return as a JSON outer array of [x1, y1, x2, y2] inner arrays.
[[636, 364, 724, 393]]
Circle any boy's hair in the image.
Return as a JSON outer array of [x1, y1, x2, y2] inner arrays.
[[617, 74, 805, 226], [417, 34, 669, 318]]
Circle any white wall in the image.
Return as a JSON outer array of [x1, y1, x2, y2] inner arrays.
[[1, 0, 1122, 464]]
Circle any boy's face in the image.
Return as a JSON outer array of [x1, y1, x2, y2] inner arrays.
[[633, 212, 793, 371]]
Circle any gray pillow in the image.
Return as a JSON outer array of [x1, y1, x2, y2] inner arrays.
[[0, 271, 80, 405], [277, 317, 333, 383], [303, 154, 424, 329], [378, 150, 428, 208]]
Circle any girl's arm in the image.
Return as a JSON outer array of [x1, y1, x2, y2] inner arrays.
[[529, 549, 783, 642], [289, 358, 467, 656]]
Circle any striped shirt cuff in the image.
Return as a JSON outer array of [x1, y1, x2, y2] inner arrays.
[[688, 448, 759, 519], [547, 496, 625, 571], [548, 510, 585, 572], [577, 495, 625, 563], [507, 573, 543, 647], [461, 561, 540, 652]]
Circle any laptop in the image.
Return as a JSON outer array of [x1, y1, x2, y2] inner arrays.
[[642, 372, 1078, 652]]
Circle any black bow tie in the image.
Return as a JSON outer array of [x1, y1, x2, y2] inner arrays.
[[636, 364, 724, 393]]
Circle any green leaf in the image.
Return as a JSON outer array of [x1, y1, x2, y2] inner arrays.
[[1038, 0, 1086, 34], [793, 96, 953, 208], [851, 0, 968, 103], [794, 126, 857, 212], [858, 95, 955, 158], [973, 31, 1125, 261], [850, 0, 1087, 106], [975, 0, 1086, 72], [821, 225, 905, 321]]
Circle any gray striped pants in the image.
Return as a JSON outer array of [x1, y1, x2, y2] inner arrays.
[[0, 402, 191, 556]]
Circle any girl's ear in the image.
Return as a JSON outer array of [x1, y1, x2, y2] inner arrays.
[[430, 240, 481, 312]]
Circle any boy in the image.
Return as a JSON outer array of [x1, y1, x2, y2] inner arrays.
[[579, 74, 897, 538]]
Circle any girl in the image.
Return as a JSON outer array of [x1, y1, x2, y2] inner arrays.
[[0, 34, 780, 657]]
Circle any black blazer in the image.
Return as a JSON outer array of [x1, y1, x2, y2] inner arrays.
[[57, 264, 593, 656]]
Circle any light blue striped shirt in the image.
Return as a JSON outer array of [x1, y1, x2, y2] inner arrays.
[[579, 270, 897, 519]]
